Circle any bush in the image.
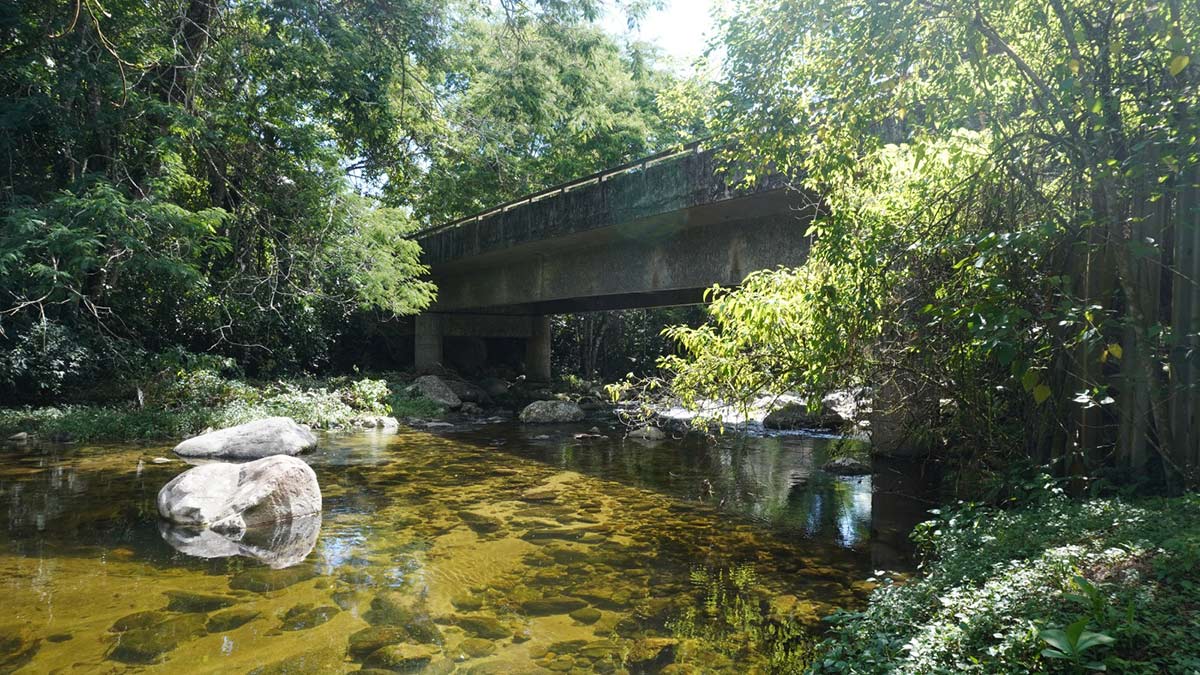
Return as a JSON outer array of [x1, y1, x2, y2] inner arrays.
[[811, 494, 1200, 674]]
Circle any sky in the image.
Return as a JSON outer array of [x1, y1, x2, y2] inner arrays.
[[601, 0, 720, 76]]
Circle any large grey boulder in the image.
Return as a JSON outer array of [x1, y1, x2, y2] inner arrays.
[[763, 390, 870, 431], [173, 417, 316, 459], [519, 400, 585, 424], [157, 455, 322, 534], [411, 375, 462, 409]]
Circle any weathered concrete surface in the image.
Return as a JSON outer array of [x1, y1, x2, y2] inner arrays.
[[408, 148, 816, 374], [414, 149, 815, 315]]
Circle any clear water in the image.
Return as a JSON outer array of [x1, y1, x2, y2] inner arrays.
[[0, 421, 934, 673]]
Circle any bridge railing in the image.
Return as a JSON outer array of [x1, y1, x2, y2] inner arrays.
[[412, 141, 707, 239]]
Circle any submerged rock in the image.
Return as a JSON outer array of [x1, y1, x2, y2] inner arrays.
[[159, 507, 320, 569], [569, 607, 601, 624], [520, 596, 587, 615], [349, 626, 409, 660], [110, 611, 168, 633], [364, 594, 443, 644], [519, 400, 584, 424], [206, 608, 260, 633], [627, 425, 665, 441], [173, 417, 316, 459], [280, 604, 339, 631], [157, 455, 322, 534], [228, 565, 318, 593], [164, 590, 237, 613], [107, 614, 207, 664], [363, 643, 440, 671], [822, 457, 872, 475], [453, 615, 510, 640], [457, 638, 496, 659], [0, 624, 39, 672]]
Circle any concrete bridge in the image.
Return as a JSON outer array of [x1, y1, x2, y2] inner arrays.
[[409, 144, 817, 380]]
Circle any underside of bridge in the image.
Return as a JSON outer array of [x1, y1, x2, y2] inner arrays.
[[408, 148, 818, 380]]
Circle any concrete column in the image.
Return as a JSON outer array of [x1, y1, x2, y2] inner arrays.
[[414, 314, 443, 373], [525, 315, 552, 383]]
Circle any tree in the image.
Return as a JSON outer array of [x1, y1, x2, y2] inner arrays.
[[665, 0, 1199, 488]]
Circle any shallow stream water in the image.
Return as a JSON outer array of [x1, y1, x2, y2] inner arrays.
[[0, 421, 934, 673]]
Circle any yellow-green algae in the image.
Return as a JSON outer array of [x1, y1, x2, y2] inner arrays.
[[0, 425, 920, 673]]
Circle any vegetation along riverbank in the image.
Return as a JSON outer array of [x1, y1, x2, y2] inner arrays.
[[2, 0, 1198, 671]]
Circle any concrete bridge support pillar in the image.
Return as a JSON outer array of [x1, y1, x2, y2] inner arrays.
[[525, 316, 552, 383], [414, 314, 443, 373]]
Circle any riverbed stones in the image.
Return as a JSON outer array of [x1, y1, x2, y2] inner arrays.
[[457, 638, 496, 659], [569, 607, 602, 624], [349, 626, 409, 659], [110, 611, 168, 633], [519, 400, 585, 424], [107, 614, 207, 663], [520, 596, 587, 615], [172, 416, 316, 459], [0, 624, 38, 671], [412, 375, 462, 409], [362, 643, 440, 671], [280, 603, 339, 631], [205, 608, 260, 633], [157, 454, 321, 534], [164, 590, 237, 613], [763, 401, 842, 430], [454, 615, 510, 640], [822, 456, 872, 475], [450, 593, 484, 611], [228, 565, 317, 592], [365, 593, 443, 644]]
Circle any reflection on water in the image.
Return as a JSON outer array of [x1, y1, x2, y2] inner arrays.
[[159, 514, 321, 569], [0, 422, 935, 672]]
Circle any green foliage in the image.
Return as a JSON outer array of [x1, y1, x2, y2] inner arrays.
[[1038, 618, 1115, 672], [669, 0, 1200, 483], [811, 495, 1200, 674], [387, 395, 445, 420], [410, 16, 693, 224], [0, 365, 429, 442]]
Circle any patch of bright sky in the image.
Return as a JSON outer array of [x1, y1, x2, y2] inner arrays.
[[601, 0, 722, 78]]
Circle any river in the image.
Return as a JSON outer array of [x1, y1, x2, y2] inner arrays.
[[0, 420, 935, 673]]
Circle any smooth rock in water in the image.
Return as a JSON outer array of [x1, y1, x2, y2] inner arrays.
[[364, 594, 443, 644], [363, 643, 440, 671], [0, 624, 38, 672], [228, 565, 318, 593], [110, 611, 168, 633], [173, 416, 316, 459], [569, 607, 601, 624], [349, 626, 409, 659], [164, 590, 237, 613], [412, 376, 462, 409], [454, 615, 510, 640], [107, 614, 207, 664], [280, 604, 339, 631], [627, 425, 665, 441], [360, 416, 400, 431], [150, 457, 173, 464], [160, 510, 320, 569], [520, 596, 587, 615], [519, 400, 584, 424], [206, 608, 260, 633], [822, 457, 872, 475], [157, 455, 321, 534], [457, 638, 496, 659]]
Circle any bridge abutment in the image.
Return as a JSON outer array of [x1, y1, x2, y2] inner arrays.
[[414, 313, 551, 381], [524, 315, 552, 384]]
